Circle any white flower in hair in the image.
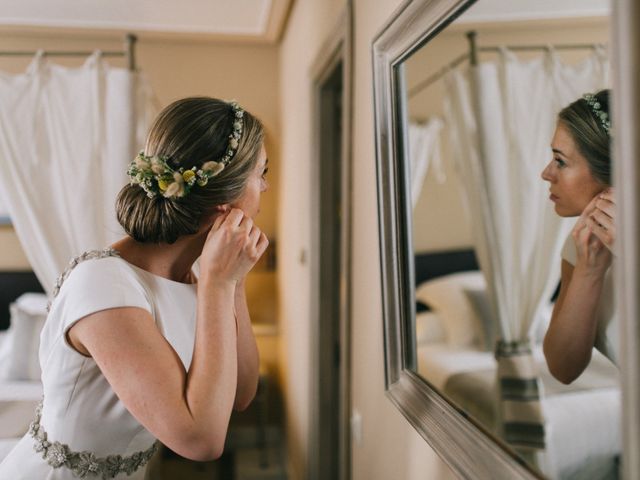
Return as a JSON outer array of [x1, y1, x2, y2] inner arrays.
[[202, 161, 225, 176], [163, 181, 184, 198]]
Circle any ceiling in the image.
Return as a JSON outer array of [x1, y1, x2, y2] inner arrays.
[[0, 0, 609, 43], [0, 0, 294, 43]]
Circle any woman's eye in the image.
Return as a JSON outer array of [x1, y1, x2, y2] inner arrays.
[[554, 157, 566, 168], [262, 167, 269, 177]]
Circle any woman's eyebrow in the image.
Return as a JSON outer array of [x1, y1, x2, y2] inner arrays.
[[551, 148, 567, 157]]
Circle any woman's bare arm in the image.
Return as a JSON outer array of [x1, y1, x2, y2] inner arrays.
[[233, 278, 260, 411], [543, 259, 604, 383]]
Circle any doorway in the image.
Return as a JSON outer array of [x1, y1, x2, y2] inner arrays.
[[309, 8, 352, 480]]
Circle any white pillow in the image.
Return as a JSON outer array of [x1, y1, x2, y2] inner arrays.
[[464, 287, 496, 351], [415, 311, 446, 345], [0, 293, 47, 381], [415, 271, 485, 347]]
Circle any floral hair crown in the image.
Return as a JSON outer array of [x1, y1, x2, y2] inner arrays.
[[128, 101, 244, 199], [583, 93, 611, 136]]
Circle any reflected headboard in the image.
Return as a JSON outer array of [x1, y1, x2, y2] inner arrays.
[[0, 271, 45, 330], [414, 248, 560, 305], [414, 249, 479, 312], [414, 248, 479, 286]]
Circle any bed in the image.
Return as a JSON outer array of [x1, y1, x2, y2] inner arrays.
[[413, 249, 621, 480], [0, 271, 47, 460]]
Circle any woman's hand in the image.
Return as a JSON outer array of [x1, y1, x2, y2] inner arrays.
[[585, 188, 616, 253], [572, 193, 612, 276], [199, 209, 269, 283]]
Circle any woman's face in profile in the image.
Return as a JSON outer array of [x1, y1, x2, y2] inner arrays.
[[230, 144, 269, 219], [541, 122, 606, 217]]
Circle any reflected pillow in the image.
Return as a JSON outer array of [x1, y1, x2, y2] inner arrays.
[[415, 271, 485, 347], [415, 311, 446, 345], [464, 287, 495, 351]]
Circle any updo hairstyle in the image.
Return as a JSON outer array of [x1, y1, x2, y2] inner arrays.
[[116, 97, 264, 244], [557, 88, 611, 185]]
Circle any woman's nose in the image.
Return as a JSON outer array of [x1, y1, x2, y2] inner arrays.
[[541, 162, 553, 182]]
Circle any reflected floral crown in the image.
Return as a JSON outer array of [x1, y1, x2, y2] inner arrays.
[[583, 93, 611, 136], [128, 101, 244, 199]]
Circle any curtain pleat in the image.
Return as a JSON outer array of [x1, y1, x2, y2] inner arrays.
[[0, 52, 156, 293], [408, 118, 445, 208]]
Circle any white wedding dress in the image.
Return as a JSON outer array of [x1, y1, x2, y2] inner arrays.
[[0, 250, 198, 479]]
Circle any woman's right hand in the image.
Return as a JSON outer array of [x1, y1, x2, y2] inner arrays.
[[572, 195, 612, 276], [199, 208, 269, 283]]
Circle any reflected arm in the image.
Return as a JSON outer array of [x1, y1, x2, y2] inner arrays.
[[543, 259, 605, 384]]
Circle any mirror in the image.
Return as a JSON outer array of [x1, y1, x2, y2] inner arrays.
[[373, 1, 620, 479]]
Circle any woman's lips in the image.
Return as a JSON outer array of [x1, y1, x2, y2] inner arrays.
[[549, 193, 559, 202]]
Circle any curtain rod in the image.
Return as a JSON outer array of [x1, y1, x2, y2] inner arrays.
[[408, 30, 605, 99], [0, 33, 138, 71]]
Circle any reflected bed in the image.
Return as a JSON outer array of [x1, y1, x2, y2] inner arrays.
[[414, 249, 621, 479]]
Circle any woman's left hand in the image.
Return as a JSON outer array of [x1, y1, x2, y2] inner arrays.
[[586, 188, 616, 253]]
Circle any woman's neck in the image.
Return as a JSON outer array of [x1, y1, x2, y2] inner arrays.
[[111, 233, 207, 284]]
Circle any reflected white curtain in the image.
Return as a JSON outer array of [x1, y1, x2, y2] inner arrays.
[[408, 118, 445, 207], [0, 52, 156, 293], [444, 48, 608, 462]]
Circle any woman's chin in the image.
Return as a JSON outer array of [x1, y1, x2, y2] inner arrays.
[[554, 204, 580, 217]]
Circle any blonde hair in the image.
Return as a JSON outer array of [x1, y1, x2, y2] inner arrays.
[[116, 97, 264, 243]]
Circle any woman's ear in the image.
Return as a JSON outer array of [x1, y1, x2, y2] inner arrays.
[[199, 204, 230, 233], [214, 204, 230, 214]]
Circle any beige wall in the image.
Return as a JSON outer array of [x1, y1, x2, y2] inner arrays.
[[406, 18, 609, 252], [278, 1, 457, 479]]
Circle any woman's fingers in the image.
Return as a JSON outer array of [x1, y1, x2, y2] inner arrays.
[[589, 208, 613, 232], [587, 216, 615, 249], [256, 232, 269, 257]]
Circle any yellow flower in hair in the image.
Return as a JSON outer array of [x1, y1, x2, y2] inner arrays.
[[157, 179, 169, 191], [182, 170, 196, 183]]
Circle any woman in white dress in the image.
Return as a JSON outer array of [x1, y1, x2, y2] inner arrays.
[[541, 89, 617, 384], [0, 97, 269, 478]]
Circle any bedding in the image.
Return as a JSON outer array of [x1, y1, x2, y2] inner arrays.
[[417, 343, 621, 479], [0, 274, 47, 462]]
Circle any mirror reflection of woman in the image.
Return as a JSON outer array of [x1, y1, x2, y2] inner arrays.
[[541, 89, 616, 384]]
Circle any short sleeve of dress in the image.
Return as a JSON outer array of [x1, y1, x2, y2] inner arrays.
[[561, 230, 577, 266], [51, 257, 153, 337]]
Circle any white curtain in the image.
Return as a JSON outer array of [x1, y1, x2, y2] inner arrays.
[[444, 48, 608, 463], [408, 118, 445, 208], [0, 52, 156, 293]]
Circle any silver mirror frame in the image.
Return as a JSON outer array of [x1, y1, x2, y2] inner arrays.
[[612, 1, 640, 479], [372, 1, 542, 478]]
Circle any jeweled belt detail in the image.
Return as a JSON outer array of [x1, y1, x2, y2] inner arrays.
[[29, 401, 158, 479]]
